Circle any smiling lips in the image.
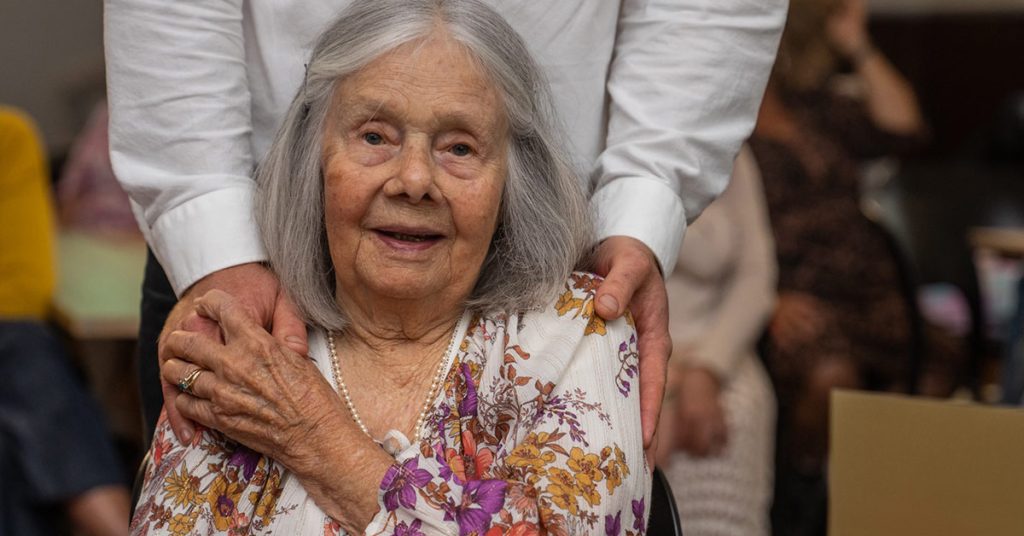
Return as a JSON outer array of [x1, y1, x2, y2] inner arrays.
[[374, 227, 445, 251]]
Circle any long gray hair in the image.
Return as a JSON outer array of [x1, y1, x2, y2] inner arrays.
[[255, 0, 592, 330]]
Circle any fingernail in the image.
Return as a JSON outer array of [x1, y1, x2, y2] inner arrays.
[[285, 336, 303, 345], [599, 295, 619, 315], [180, 429, 193, 444]]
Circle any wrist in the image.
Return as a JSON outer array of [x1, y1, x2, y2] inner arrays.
[[680, 365, 722, 392], [291, 421, 391, 532]]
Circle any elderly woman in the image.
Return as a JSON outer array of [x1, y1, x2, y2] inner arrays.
[[130, 1, 650, 535]]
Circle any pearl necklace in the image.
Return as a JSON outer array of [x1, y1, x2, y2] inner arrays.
[[326, 312, 467, 446]]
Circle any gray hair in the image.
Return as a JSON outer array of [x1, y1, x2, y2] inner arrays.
[[255, 0, 592, 330]]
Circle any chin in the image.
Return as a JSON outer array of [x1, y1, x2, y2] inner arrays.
[[362, 270, 450, 301]]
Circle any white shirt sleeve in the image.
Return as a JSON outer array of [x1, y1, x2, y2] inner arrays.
[[591, 0, 787, 274], [105, 0, 266, 296]]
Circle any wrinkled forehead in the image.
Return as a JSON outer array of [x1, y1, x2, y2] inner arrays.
[[328, 32, 509, 134]]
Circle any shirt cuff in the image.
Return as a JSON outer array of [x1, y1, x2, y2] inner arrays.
[[590, 177, 687, 276], [146, 187, 268, 296]]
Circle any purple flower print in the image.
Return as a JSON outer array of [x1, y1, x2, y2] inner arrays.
[[632, 498, 646, 532], [228, 446, 260, 482], [380, 458, 433, 512], [435, 445, 454, 482], [454, 479, 506, 536], [393, 519, 425, 536], [217, 494, 235, 517], [615, 334, 639, 397], [458, 364, 478, 417], [605, 511, 622, 536]]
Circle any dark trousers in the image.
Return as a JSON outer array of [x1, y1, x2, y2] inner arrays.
[[0, 321, 124, 536], [138, 249, 177, 446]]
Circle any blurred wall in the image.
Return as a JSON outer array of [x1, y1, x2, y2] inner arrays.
[[0, 0, 104, 154], [871, 0, 1024, 14], [870, 11, 1024, 157]]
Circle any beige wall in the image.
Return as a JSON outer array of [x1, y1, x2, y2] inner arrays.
[[0, 0, 104, 153]]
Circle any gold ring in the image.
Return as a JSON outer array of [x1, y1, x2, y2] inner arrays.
[[177, 367, 204, 396]]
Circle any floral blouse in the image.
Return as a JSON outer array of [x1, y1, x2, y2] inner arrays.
[[131, 273, 651, 535]]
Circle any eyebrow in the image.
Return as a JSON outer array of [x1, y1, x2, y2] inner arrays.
[[342, 98, 396, 125], [340, 94, 500, 140]]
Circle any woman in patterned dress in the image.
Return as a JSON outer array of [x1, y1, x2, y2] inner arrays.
[[129, 1, 650, 534]]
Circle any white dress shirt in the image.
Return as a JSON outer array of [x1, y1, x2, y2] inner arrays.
[[105, 0, 785, 295]]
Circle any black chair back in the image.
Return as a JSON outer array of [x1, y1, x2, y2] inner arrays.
[[648, 467, 683, 535]]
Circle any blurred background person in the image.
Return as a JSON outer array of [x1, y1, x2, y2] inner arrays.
[[750, 0, 965, 532], [656, 146, 778, 536], [56, 100, 138, 235], [0, 105, 129, 536]]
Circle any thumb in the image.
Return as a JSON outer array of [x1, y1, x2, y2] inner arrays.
[[594, 254, 648, 321], [592, 237, 659, 321], [271, 290, 309, 355]]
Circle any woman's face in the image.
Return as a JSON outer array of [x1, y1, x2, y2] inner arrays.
[[321, 34, 508, 307]]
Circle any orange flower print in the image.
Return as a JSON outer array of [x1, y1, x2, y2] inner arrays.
[[162, 466, 199, 508], [506, 482, 540, 518], [461, 429, 495, 479], [507, 438, 556, 471], [567, 447, 604, 486], [206, 475, 245, 531], [546, 468, 580, 515]]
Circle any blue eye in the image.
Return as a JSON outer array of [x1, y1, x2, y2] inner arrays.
[[363, 132, 384, 145], [451, 143, 472, 156]]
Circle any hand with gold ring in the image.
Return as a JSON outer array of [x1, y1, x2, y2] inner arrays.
[[158, 290, 385, 473], [176, 367, 205, 396]]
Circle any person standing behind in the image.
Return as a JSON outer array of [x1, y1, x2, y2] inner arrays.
[[104, 0, 788, 452], [655, 146, 778, 536]]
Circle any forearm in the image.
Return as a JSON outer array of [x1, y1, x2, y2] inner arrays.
[[105, 0, 266, 294], [594, 0, 787, 273], [293, 430, 392, 534], [849, 43, 925, 135]]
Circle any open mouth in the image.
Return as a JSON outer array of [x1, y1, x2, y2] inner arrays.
[[374, 228, 445, 247], [380, 231, 440, 242]]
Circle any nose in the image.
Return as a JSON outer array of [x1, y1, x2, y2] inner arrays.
[[385, 140, 436, 203]]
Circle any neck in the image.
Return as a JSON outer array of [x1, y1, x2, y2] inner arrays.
[[327, 303, 465, 442], [331, 293, 465, 377]]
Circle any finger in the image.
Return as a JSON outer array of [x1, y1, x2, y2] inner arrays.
[[163, 329, 228, 374], [676, 413, 694, 455], [271, 289, 309, 355], [193, 289, 265, 345], [158, 300, 199, 443], [160, 359, 215, 399], [161, 378, 195, 444], [180, 311, 224, 344], [175, 392, 222, 432], [692, 421, 714, 458], [634, 284, 671, 450], [594, 248, 652, 320], [164, 358, 272, 423], [645, 427, 659, 469], [175, 386, 281, 449]]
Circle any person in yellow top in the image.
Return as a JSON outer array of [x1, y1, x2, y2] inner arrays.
[[0, 106, 129, 536], [0, 106, 56, 319]]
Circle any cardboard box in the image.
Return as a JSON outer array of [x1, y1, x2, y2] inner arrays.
[[830, 390, 1024, 535]]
